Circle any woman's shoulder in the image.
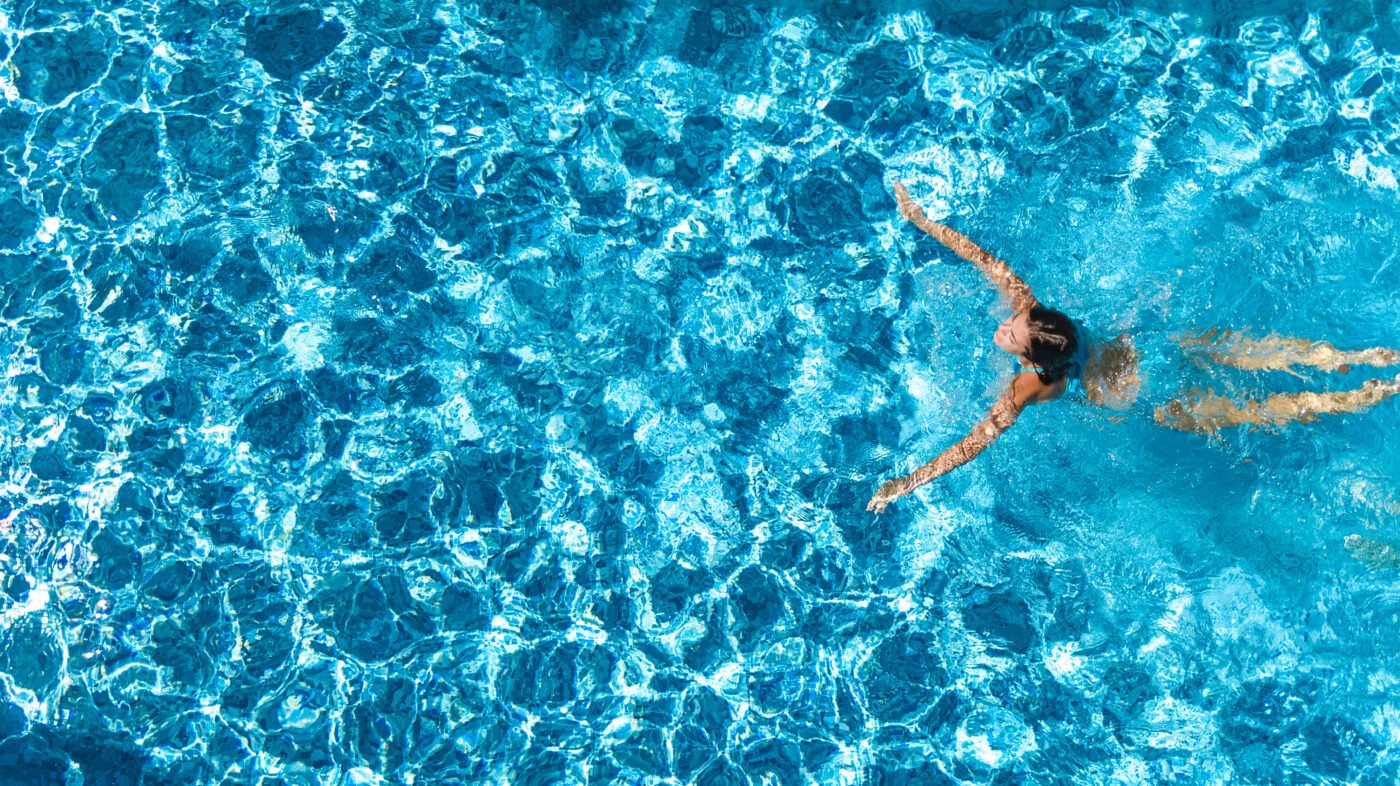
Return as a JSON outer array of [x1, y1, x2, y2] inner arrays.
[[1012, 371, 1066, 407]]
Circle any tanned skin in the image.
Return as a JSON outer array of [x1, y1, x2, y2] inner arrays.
[[867, 183, 1065, 513], [865, 183, 1400, 514]]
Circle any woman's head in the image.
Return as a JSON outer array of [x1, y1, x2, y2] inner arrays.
[[993, 306, 1078, 383]]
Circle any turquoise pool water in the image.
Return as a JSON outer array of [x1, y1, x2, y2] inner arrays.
[[4, 0, 1400, 783]]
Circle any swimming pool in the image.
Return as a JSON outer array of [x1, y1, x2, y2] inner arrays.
[[3, 0, 1400, 782]]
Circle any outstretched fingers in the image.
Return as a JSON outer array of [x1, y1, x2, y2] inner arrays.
[[866, 478, 905, 513]]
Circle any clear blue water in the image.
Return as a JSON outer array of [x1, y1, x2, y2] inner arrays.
[[5, 0, 1400, 783]]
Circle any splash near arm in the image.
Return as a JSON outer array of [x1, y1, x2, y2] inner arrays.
[[893, 181, 1039, 313], [866, 381, 1025, 513]]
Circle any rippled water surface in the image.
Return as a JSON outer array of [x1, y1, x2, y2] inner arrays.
[[6, 0, 1400, 783]]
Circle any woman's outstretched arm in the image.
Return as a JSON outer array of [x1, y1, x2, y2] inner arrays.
[[866, 373, 1042, 513], [893, 181, 1039, 314]]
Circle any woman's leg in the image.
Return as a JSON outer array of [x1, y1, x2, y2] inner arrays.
[[1155, 376, 1400, 434], [1178, 329, 1400, 374], [1345, 533, 1400, 570]]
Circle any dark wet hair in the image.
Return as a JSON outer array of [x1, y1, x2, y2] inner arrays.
[[1024, 305, 1078, 384]]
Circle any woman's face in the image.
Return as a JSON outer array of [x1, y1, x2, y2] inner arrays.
[[993, 312, 1033, 358]]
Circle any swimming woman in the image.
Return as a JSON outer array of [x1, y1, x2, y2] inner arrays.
[[867, 182, 1400, 514]]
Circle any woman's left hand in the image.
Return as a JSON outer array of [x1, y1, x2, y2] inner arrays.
[[866, 480, 904, 513]]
